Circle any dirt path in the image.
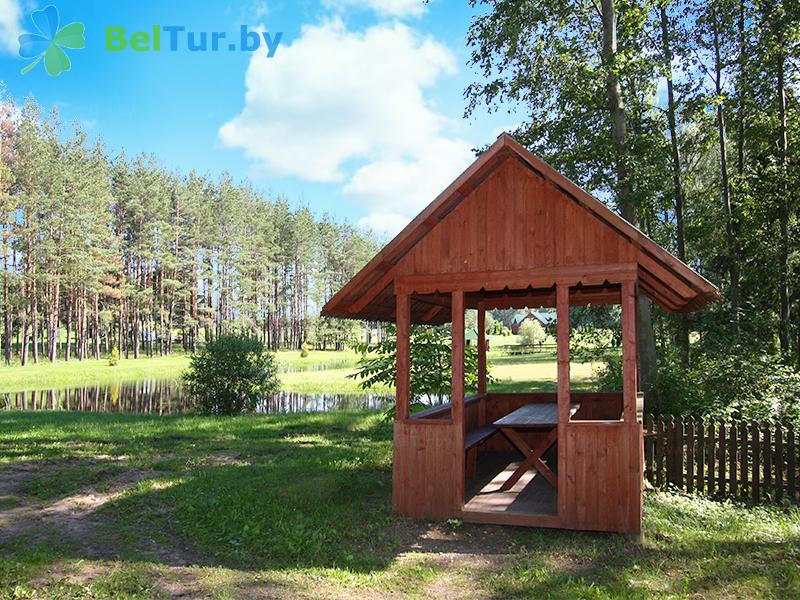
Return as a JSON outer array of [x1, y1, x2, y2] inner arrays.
[[1, 459, 517, 599]]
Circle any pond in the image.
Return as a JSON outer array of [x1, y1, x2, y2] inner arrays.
[[0, 380, 392, 415]]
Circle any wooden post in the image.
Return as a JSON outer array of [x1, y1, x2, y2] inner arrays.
[[451, 290, 465, 433], [556, 284, 570, 424], [556, 283, 570, 517], [477, 301, 487, 395], [395, 292, 410, 421], [621, 280, 638, 423]]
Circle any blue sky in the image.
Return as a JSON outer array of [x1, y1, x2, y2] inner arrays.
[[0, 0, 515, 238]]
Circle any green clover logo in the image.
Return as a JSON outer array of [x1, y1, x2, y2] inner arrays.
[[18, 5, 85, 76]]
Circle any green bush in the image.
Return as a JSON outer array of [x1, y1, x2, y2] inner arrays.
[[108, 346, 120, 367], [183, 334, 280, 416], [519, 320, 546, 347], [300, 341, 310, 358], [595, 350, 800, 425]]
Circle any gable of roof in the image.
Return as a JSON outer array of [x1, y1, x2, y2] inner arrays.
[[322, 133, 719, 324]]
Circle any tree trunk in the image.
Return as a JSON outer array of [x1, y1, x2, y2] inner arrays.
[[600, 0, 657, 398], [712, 6, 740, 332], [659, 4, 690, 364], [776, 34, 790, 354]]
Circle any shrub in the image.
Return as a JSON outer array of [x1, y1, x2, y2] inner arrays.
[[300, 341, 310, 358], [183, 334, 280, 416], [519, 320, 546, 348], [594, 349, 800, 425], [108, 346, 120, 367]]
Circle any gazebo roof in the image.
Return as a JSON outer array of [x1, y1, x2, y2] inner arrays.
[[322, 134, 719, 324]]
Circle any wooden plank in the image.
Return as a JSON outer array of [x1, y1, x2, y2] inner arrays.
[[395, 263, 638, 295], [621, 281, 637, 423], [644, 414, 654, 483], [494, 403, 579, 427], [675, 416, 684, 489], [718, 421, 726, 496], [477, 302, 486, 394], [696, 417, 705, 493], [348, 267, 395, 313], [707, 419, 715, 496], [556, 283, 570, 519], [740, 420, 748, 501], [729, 420, 737, 498], [395, 293, 410, 421], [752, 421, 760, 504], [686, 416, 695, 493], [775, 423, 783, 502], [656, 415, 665, 489], [763, 423, 772, 499], [665, 416, 675, 485], [788, 424, 796, 503], [451, 289, 465, 437]]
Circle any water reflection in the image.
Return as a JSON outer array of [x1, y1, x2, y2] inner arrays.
[[0, 380, 391, 415]]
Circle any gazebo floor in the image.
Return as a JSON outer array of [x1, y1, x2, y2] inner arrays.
[[463, 452, 558, 518]]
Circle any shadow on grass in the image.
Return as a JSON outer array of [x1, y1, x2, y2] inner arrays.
[[2, 411, 799, 598]]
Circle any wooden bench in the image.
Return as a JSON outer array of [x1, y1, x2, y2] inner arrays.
[[465, 424, 498, 478], [465, 424, 498, 449]]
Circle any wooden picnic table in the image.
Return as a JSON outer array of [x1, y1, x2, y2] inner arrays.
[[493, 402, 580, 490]]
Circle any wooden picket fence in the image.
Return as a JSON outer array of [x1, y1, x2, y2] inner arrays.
[[643, 415, 799, 504]]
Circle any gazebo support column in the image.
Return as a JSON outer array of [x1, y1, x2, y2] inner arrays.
[[556, 283, 570, 517], [395, 292, 410, 421], [477, 301, 487, 395], [451, 290, 465, 433], [621, 281, 639, 423]]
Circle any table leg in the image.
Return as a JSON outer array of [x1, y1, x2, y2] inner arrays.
[[499, 427, 558, 490]]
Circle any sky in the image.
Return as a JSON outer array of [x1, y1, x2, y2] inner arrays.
[[0, 0, 516, 239]]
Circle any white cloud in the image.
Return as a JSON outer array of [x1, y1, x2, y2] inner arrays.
[[323, 0, 427, 19], [345, 136, 473, 214], [0, 0, 22, 55], [221, 18, 475, 231], [357, 211, 411, 238], [220, 19, 455, 182]]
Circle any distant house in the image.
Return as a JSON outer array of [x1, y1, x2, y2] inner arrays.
[[510, 311, 547, 335]]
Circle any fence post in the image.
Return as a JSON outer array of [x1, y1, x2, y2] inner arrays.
[[752, 421, 760, 504], [666, 416, 675, 485], [740, 419, 748, 501], [718, 420, 726, 496], [686, 416, 695, 494], [763, 422, 772, 501], [729, 419, 737, 498], [645, 414, 654, 483], [696, 417, 705, 494], [788, 424, 796, 504], [707, 418, 715, 496], [656, 415, 665, 489], [775, 423, 783, 502]]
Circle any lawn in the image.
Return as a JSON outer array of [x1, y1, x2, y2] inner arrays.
[[0, 350, 364, 395], [1, 411, 798, 599], [0, 346, 602, 397]]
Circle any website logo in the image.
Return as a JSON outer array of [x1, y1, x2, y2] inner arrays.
[[18, 5, 85, 76]]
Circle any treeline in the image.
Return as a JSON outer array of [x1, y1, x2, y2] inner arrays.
[[467, 0, 800, 416], [0, 97, 378, 365]]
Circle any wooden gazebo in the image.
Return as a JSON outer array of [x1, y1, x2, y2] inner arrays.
[[322, 134, 718, 533]]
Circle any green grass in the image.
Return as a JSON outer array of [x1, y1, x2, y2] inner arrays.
[[1, 411, 798, 599], [0, 350, 364, 395], [0, 347, 602, 398]]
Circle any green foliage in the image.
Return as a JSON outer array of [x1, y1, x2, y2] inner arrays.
[[519, 320, 546, 347], [182, 334, 279, 416], [300, 341, 310, 358], [596, 349, 800, 425], [349, 324, 485, 406], [2, 411, 800, 598], [108, 346, 120, 367]]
